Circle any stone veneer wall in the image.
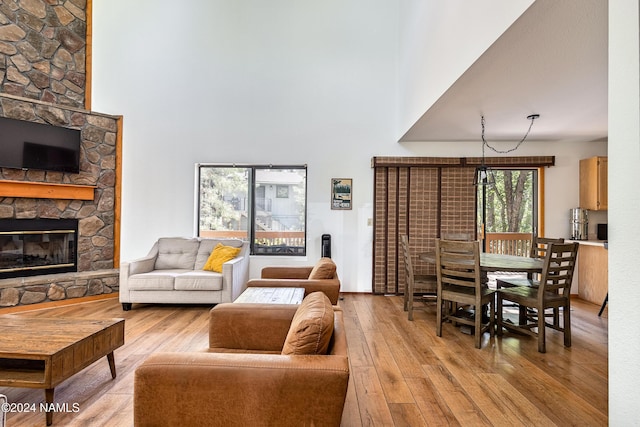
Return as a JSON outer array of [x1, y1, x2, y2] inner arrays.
[[0, 0, 87, 107], [0, 94, 120, 308], [0, 270, 119, 307]]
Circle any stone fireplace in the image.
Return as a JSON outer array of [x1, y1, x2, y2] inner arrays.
[[0, 96, 121, 308], [0, 218, 78, 279]]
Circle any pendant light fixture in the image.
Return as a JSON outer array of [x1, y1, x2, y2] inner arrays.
[[473, 136, 495, 186], [473, 114, 540, 186]]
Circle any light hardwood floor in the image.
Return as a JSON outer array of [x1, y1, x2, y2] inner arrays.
[[0, 294, 607, 426]]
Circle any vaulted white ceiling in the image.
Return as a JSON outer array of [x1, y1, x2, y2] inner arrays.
[[400, 0, 608, 143]]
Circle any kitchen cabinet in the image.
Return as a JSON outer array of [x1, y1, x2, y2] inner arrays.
[[579, 156, 608, 210], [577, 243, 608, 305]]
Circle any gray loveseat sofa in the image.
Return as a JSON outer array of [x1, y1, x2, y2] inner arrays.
[[119, 237, 250, 310]]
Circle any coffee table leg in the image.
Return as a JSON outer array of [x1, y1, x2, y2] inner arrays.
[[107, 352, 117, 379], [45, 388, 54, 426]]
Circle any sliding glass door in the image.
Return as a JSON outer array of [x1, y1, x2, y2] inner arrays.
[[477, 169, 538, 256]]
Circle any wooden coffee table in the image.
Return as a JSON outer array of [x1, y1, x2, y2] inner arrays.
[[235, 287, 305, 304], [0, 316, 125, 425]]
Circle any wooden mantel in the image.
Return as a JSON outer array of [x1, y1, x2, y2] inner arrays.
[[0, 180, 95, 201]]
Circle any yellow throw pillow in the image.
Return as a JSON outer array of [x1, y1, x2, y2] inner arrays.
[[203, 243, 241, 273]]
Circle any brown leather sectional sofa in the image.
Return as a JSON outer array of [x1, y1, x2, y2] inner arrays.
[[134, 292, 349, 426]]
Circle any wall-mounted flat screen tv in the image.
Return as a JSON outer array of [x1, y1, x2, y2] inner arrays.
[[0, 116, 81, 173]]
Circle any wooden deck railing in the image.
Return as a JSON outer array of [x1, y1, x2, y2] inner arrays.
[[200, 230, 305, 247], [485, 232, 532, 257]]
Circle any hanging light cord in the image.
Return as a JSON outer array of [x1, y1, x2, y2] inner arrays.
[[481, 114, 539, 154]]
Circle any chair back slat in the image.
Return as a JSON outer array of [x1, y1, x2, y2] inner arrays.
[[441, 232, 473, 241]]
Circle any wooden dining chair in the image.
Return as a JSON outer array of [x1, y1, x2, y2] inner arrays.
[[498, 235, 565, 322], [530, 236, 565, 324], [500, 236, 572, 321], [435, 239, 496, 349], [496, 242, 579, 353], [400, 235, 437, 321]]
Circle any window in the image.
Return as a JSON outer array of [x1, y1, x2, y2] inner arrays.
[[197, 164, 307, 255], [477, 168, 539, 256]]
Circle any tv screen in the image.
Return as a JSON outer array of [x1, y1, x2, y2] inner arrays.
[[0, 116, 81, 173], [22, 142, 80, 173]]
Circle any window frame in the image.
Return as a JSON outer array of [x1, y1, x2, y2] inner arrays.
[[195, 163, 307, 256]]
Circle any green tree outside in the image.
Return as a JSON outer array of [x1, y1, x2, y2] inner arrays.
[[480, 169, 534, 234]]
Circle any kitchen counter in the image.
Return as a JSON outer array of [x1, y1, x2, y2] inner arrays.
[[569, 240, 608, 306], [567, 239, 607, 247]]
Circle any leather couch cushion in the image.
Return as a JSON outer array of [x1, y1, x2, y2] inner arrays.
[[282, 292, 334, 355], [155, 238, 199, 270], [308, 257, 336, 279]]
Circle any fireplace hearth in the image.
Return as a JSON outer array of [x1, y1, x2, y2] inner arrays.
[[0, 219, 78, 279]]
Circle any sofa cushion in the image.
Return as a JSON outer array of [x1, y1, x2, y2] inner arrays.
[[308, 257, 336, 280], [203, 243, 242, 273], [175, 271, 223, 291], [155, 238, 199, 270], [195, 239, 243, 270], [282, 292, 334, 355], [128, 270, 191, 291]]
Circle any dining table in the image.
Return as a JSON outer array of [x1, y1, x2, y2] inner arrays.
[[419, 251, 544, 278], [419, 251, 545, 325]]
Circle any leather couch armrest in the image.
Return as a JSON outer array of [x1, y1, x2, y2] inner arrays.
[[134, 352, 349, 427], [208, 303, 298, 351], [261, 265, 314, 279]]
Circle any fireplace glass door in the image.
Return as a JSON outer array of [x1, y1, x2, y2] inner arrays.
[[0, 219, 78, 279]]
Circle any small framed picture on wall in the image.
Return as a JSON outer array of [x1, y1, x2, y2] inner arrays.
[[331, 178, 352, 210]]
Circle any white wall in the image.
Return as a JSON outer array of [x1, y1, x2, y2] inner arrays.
[[92, 0, 400, 293], [92, 1, 605, 295], [397, 0, 533, 136], [609, 1, 640, 422]]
